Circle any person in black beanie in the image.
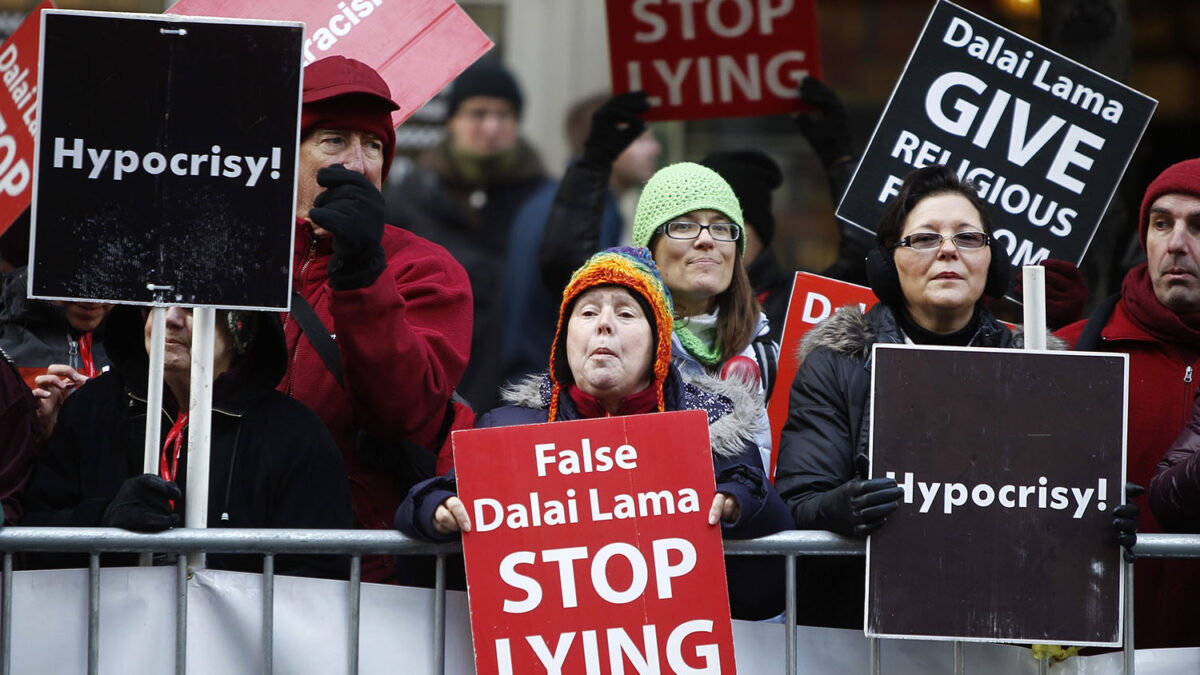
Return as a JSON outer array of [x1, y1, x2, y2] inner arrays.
[[385, 58, 549, 414], [700, 150, 791, 346]]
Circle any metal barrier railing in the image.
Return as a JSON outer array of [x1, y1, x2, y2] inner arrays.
[[1, 528, 1198, 675]]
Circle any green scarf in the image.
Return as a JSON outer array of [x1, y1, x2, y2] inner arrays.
[[675, 313, 723, 367]]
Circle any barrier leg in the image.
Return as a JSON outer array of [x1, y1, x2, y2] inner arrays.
[[88, 553, 100, 675], [1123, 559, 1135, 675], [263, 554, 275, 675], [785, 554, 796, 675], [954, 640, 964, 674], [348, 555, 361, 675], [1, 553, 11, 675], [435, 554, 446, 675], [870, 638, 880, 675], [176, 556, 188, 675]]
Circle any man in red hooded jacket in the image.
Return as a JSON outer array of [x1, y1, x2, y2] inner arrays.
[[282, 55, 472, 583], [1057, 158, 1200, 648]]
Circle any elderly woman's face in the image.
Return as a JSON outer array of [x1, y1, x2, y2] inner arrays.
[[566, 286, 654, 401], [895, 192, 991, 329]]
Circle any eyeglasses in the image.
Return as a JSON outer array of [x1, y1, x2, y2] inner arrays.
[[656, 220, 742, 242], [892, 231, 990, 251]]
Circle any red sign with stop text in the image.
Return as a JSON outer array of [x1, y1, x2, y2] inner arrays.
[[605, 0, 821, 121], [0, 1, 51, 237], [454, 410, 736, 675], [767, 273, 877, 477]]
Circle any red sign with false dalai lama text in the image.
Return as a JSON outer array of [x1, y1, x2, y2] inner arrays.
[[0, 1, 52, 237], [166, 0, 491, 127], [454, 410, 737, 675], [605, 0, 821, 122]]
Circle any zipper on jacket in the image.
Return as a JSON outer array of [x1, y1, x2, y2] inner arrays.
[[67, 334, 79, 369], [1187, 366, 1193, 384]]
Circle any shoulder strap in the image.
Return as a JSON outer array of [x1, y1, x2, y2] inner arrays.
[[1074, 293, 1120, 352], [752, 333, 778, 402], [290, 291, 344, 388]]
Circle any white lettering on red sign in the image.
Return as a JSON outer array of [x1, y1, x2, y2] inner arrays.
[[302, 0, 386, 65]]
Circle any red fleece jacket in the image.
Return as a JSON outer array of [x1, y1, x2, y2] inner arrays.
[[1057, 298, 1200, 649], [282, 223, 472, 582]]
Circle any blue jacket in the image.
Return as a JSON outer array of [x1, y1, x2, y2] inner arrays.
[[396, 366, 790, 543]]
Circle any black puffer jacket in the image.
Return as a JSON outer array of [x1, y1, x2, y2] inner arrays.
[[21, 307, 353, 578]]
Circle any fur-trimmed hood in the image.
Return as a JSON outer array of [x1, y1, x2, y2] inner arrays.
[[797, 304, 1066, 362], [499, 366, 764, 459]]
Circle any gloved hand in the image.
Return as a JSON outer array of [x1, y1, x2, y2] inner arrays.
[[310, 165, 386, 291], [1015, 259, 1089, 330], [795, 77, 853, 169], [581, 91, 651, 170], [818, 454, 904, 536], [102, 474, 182, 532], [1113, 482, 1144, 562]]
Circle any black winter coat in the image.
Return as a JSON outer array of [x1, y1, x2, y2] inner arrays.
[[21, 307, 353, 578], [774, 302, 1014, 628]]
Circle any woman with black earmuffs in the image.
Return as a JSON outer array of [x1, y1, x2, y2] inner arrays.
[[773, 164, 1021, 628]]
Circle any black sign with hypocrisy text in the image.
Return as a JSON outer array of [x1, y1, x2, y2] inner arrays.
[[30, 11, 302, 310], [866, 345, 1127, 646]]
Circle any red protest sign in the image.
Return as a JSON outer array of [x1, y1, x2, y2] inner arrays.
[[605, 0, 821, 122], [0, 1, 51, 237], [166, 0, 491, 127], [454, 411, 737, 675], [767, 273, 877, 477]]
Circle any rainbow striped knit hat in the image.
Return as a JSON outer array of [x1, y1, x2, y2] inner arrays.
[[632, 162, 745, 254], [549, 247, 675, 421]]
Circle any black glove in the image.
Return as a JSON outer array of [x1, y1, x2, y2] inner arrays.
[[310, 165, 386, 291], [819, 454, 904, 536], [581, 91, 650, 170], [795, 77, 853, 169], [1113, 482, 1144, 562], [103, 474, 182, 532]]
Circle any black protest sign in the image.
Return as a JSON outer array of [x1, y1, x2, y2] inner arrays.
[[837, 0, 1154, 290], [866, 345, 1127, 645], [30, 11, 302, 310]]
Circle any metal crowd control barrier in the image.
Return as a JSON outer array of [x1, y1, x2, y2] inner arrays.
[[1, 528, 1198, 675]]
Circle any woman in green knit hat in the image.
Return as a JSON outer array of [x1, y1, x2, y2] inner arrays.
[[632, 162, 776, 469]]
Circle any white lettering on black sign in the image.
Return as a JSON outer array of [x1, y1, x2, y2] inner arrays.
[[51, 138, 281, 187]]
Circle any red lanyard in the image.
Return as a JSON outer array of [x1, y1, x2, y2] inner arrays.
[[78, 332, 97, 378], [160, 412, 189, 484]]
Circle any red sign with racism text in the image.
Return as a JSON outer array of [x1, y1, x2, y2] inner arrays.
[[767, 273, 877, 477], [167, 0, 491, 126], [605, 0, 821, 122], [0, 1, 51, 236], [455, 411, 737, 675]]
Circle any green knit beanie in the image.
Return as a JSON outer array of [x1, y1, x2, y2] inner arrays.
[[633, 162, 745, 254]]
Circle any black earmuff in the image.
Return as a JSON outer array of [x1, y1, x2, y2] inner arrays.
[[865, 245, 903, 307], [983, 235, 1012, 299]]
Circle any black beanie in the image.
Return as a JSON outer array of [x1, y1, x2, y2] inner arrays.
[[446, 59, 524, 119], [701, 150, 783, 248]]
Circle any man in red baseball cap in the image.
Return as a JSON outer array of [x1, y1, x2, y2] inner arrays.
[[283, 55, 472, 584], [1058, 158, 1200, 648]]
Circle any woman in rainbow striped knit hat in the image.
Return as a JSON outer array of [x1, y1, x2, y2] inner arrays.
[[395, 246, 791, 619], [630, 162, 777, 472]]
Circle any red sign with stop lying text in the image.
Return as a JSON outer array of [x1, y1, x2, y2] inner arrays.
[[0, 1, 51, 237], [454, 410, 736, 675], [605, 0, 821, 121], [767, 273, 877, 477], [167, 0, 491, 127]]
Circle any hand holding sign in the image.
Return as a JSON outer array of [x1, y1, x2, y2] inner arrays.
[[311, 165, 386, 290], [581, 91, 650, 170], [708, 492, 740, 525], [433, 495, 472, 534], [795, 76, 853, 168], [825, 454, 904, 536]]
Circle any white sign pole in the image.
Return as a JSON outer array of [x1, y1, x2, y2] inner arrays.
[[185, 307, 216, 568], [140, 305, 168, 567], [1022, 265, 1047, 351]]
